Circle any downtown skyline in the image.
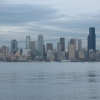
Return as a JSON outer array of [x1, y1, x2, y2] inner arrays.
[[0, 0, 100, 49], [0, 27, 99, 61]]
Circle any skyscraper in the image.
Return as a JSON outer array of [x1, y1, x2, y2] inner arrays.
[[68, 44, 75, 59], [26, 36, 30, 49], [38, 33, 44, 57], [1, 45, 9, 57], [11, 39, 18, 54], [60, 38, 65, 51], [70, 39, 76, 57], [30, 41, 36, 54], [47, 43, 53, 51], [57, 42, 62, 57], [78, 39, 82, 51], [88, 27, 96, 52]]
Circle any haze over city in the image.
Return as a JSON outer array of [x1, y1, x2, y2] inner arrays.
[[0, 0, 100, 49]]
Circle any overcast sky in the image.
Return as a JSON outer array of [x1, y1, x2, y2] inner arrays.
[[0, 0, 100, 50]]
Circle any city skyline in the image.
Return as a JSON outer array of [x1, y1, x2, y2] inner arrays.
[[0, 0, 100, 49], [0, 27, 98, 51], [0, 27, 99, 61]]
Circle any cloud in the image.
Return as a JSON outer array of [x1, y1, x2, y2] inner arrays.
[[0, 4, 63, 25], [0, 3, 100, 50]]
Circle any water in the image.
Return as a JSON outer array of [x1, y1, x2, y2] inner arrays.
[[0, 62, 100, 100]]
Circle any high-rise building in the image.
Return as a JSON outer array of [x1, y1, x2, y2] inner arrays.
[[57, 42, 62, 57], [68, 44, 75, 59], [43, 44, 46, 58], [60, 38, 65, 51], [78, 39, 82, 51], [47, 43, 53, 51], [26, 36, 30, 49], [0, 45, 10, 57], [38, 33, 44, 57], [11, 39, 18, 54], [30, 41, 36, 54], [88, 27, 96, 52], [69, 39, 76, 57]]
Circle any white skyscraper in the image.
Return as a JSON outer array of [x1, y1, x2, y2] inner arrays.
[[26, 36, 30, 49], [78, 39, 82, 51], [38, 34, 43, 58]]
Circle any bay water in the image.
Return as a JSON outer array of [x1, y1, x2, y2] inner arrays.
[[0, 62, 100, 100]]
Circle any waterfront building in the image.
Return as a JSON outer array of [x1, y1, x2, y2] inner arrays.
[[78, 51, 85, 59], [22, 49, 31, 60], [26, 36, 30, 49], [22, 49, 30, 56], [89, 49, 95, 60], [11, 39, 18, 54]]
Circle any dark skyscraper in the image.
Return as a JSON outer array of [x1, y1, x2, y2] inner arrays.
[[11, 39, 18, 54], [60, 38, 65, 51], [88, 27, 96, 52], [47, 43, 53, 51]]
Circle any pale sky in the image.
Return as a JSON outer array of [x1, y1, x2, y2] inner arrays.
[[0, 0, 100, 50]]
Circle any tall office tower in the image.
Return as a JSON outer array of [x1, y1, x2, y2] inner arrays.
[[60, 38, 65, 51], [70, 39, 76, 57], [57, 42, 62, 57], [30, 41, 36, 54], [43, 44, 46, 58], [11, 39, 18, 54], [26, 36, 30, 49], [0, 45, 9, 57], [47, 43, 53, 51], [68, 44, 75, 59], [78, 39, 82, 51], [38, 33, 44, 57], [88, 27, 96, 52]]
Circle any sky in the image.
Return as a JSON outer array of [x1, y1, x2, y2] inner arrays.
[[0, 0, 100, 50]]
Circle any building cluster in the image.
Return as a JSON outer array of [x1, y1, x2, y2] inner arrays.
[[0, 27, 99, 62]]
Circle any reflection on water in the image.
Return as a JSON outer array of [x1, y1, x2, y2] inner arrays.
[[86, 71, 97, 83], [86, 71, 100, 100], [0, 63, 100, 100]]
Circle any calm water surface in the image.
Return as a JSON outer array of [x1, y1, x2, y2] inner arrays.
[[0, 62, 100, 100]]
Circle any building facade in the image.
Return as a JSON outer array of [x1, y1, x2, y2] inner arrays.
[[30, 41, 36, 54], [26, 36, 30, 49], [47, 43, 53, 51], [0, 45, 10, 57], [38, 34, 44, 58], [88, 27, 96, 52], [68, 44, 75, 59], [60, 38, 65, 51], [78, 39, 82, 51], [11, 39, 18, 54], [69, 39, 76, 57]]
